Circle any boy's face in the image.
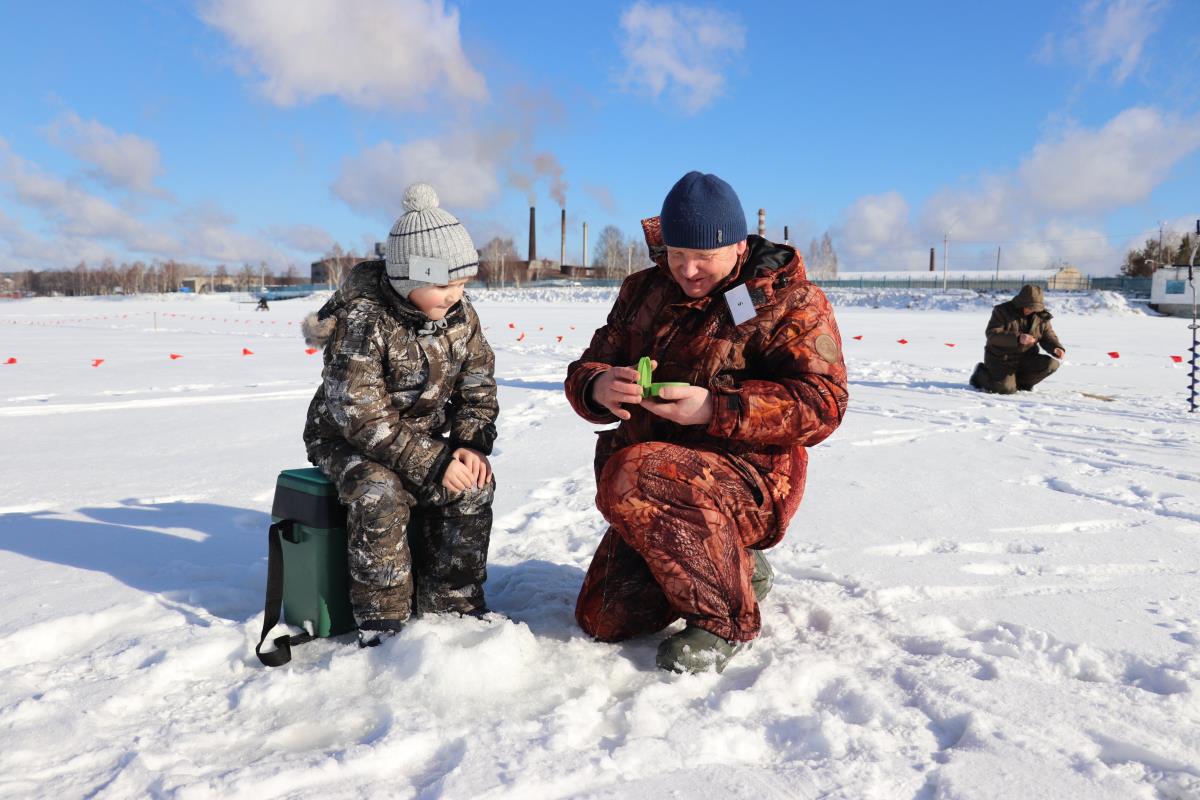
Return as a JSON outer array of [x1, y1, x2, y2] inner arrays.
[[408, 279, 469, 320]]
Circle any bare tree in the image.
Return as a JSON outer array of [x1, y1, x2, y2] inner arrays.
[[479, 237, 519, 288], [592, 225, 638, 279]]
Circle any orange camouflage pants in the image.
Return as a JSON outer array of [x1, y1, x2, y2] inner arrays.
[[576, 442, 777, 643]]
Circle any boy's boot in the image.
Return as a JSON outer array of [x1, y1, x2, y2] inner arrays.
[[357, 618, 405, 648], [750, 549, 773, 601], [656, 626, 743, 674]]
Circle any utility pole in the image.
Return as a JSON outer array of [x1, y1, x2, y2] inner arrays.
[[627, 242, 634, 277], [995, 246, 1002, 280], [582, 222, 588, 270], [942, 232, 950, 291]]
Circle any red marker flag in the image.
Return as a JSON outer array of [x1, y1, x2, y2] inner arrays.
[[517, 332, 526, 342], [1170, 355, 1183, 363], [3, 357, 15, 365], [852, 335, 863, 340], [1107, 351, 1120, 359], [556, 335, 563, 343], [897, 339, 908, 345], [508, 323, 515, 329], [305, 348, 318, 355], [242, 348, 254, 356], [944, 343, 956, 347], [91, 359, 104, 367], [169, 353, 183, 360]]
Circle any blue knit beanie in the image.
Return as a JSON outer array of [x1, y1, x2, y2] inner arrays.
[[660, 171, 747, 249]]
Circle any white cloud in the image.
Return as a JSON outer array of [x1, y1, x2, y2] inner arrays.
[[199, 0, 486, 110], [268, 223, 337, 254], [835, 105, 1200, 275], [0, 138, 295, 269], [332, 135, 507, 220], [838, 192, 917, 261], [1018, 107, 1200, 212], [1043, 0, 1167, 84], [617, 2, 745, 113], [45, 112, 165, 194], [0, 140, 177, 254]]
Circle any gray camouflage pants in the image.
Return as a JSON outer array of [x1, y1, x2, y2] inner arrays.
[[310, 442, 494, 625]]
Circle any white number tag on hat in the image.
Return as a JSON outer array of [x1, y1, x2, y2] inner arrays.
[[409, 255, 451, 285]]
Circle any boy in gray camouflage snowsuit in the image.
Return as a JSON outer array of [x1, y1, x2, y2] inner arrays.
[[302, 183, 498, 645]]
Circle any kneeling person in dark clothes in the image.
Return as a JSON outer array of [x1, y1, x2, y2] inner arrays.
[[970, 284, 1066, 394]]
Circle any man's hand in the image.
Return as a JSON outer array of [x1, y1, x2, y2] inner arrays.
[[640, 384, 713, 426], [1053, 347, 1065, 359], [452, 447, 491, 487], [1018, 333, 1037, 346], [591, 362, 651, 421], [442, 459, 476, 493]]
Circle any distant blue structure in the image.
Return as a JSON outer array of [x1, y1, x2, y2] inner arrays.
[[253, 284, 325, 301]]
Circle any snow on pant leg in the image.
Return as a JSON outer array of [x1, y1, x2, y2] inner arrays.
[[409, 480, 495, 615], [315, 445, 417, 625], [1016, 352, 1058, 390], [575, 526, 678, 642], [592, 442, 776, 643]]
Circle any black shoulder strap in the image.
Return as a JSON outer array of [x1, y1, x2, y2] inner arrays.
[[256, 520, 315, 667]]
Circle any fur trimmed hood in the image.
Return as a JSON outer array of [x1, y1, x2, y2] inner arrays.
[[301, 259, 424, 348], [301, 311, 337, 348]]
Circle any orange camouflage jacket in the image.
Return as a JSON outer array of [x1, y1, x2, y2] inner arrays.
[[565, 217, 849, 544]]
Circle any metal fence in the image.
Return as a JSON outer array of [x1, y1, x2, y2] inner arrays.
[[809, 275, 1152, 297], [483, 274, 1156, 297]]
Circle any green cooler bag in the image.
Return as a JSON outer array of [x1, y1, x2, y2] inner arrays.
[[256, 467, 356, 667]]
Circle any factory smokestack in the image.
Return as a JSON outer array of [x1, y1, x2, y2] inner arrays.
[[560, 208, 567, 269], [528, 207, 536, 262]]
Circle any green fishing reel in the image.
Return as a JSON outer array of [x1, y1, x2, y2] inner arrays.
[[637, 356, 689, 398]]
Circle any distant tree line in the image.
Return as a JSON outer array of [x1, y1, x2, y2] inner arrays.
[[2, 258, 307, 296], [1122, 231, 1198, 277]]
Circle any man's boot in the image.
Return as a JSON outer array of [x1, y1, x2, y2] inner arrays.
[[751, 549, 773, 601], [656, 626, 742, 674]]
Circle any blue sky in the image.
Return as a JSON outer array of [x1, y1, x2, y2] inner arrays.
[[1, 0, 1198, 275]]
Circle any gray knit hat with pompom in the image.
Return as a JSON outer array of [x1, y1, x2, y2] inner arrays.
[[385, 183, 479, 297]]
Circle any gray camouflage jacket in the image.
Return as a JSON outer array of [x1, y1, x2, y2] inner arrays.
[[302, 260, 498, 488]]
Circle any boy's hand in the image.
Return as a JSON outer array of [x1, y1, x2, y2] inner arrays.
[[442, 459, 477, 493], [1018, 333, 1037, 346], [451, 447, 491, 488], [591, 360, 654, 421], [640, 384, 713, 426]]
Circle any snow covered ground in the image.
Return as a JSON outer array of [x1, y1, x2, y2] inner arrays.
[[0, 287, 1197, 799]]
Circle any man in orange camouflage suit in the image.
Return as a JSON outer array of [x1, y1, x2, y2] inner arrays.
[[565, 172, 849, 673]]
